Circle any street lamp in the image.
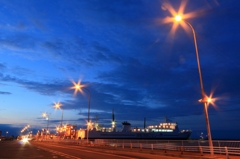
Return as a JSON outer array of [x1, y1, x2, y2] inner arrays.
[[72, 81, 91, 122], [71, 80, 91, 143], [42, 112, 50, 138], [42, 112, 49, 138], [53, 102, 64, 127], [173, 15, 214, 155]]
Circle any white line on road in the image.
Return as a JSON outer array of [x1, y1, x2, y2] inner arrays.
[[34, 143, 137, 159], [36, 146, 81, 159]]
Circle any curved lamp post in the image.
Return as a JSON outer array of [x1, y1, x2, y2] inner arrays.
[[174, 15, 214, 155], [72, 81, 91, 143]]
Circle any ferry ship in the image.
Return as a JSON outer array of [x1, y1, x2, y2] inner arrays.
[[76, 110, 192, 140]]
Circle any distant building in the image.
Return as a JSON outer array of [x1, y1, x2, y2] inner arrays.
[[56, 124, 77, 139]]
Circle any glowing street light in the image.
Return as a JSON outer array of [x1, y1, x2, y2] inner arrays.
[[53, 102, 64, 127], [173, 15, 214, 155], [41, 112, 49, 138], [71, 80, 91, 122], [42, 112, 47, 118], [71, 80, 91, 143], [42, 112, 50, 135], [175, 15, 182, 21]]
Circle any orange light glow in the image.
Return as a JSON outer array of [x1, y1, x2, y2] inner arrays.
[[70, 79, 87, 96], [86, 120, 92, 128], [198, 91, 218, 108], [175, 15, 182, 21], [53, 102, 62, 109], [42, 112, 47, 117], [207, 97, 212, 103], [157, 1, 201, 38], [206, 91, 219, 108]]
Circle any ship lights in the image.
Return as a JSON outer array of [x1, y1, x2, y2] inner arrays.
[[112, 121, 116, 126], [152, 129, 173, 132]]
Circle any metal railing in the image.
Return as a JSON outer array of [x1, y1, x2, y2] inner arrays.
[[94, 141, 240, 157], [35, 139, 240, 158], [94, 139, 240, 148]]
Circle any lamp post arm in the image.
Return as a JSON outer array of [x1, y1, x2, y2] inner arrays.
[[184, 20, 206, 99]]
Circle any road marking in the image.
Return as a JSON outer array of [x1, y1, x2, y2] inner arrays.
[[36, 146, 81, 159], [34, 143, 137, 159]]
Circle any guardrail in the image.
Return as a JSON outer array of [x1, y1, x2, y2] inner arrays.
[[36, 139, 240, 158], [94, 139, 240, 148]]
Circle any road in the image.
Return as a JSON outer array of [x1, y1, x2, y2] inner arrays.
[[0, 140, 186, 159], [35, 142, 196, 159], [0, 140, 229, 159], [0, 140, 67, 159]]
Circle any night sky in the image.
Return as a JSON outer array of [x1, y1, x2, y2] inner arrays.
[[0, 0, 239, 139]]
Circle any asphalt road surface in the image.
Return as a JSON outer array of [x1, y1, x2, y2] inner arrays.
[[1, 140, 231, 159], [0, 140, 188, 159], [0, 140, 67, 159]]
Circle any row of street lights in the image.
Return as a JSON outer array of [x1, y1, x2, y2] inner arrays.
[[38, 14, 214, 150], [41, 81, 91, 143]]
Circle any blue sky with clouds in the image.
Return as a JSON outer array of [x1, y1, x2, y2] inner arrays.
[[0, 0, 239, 139]]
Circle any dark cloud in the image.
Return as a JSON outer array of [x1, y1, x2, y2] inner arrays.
[[0, 63, 6, 70], [0, 75, 68, 96], [10, 66, 34, 76], [0, 33, 37, 51], [0, 91, 11, 95]]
